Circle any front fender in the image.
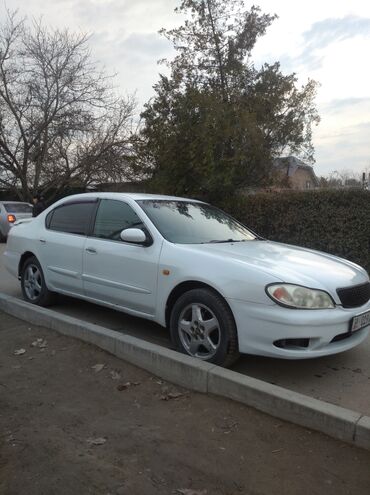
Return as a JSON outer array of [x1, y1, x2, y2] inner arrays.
[[155, 242, 279, 325]]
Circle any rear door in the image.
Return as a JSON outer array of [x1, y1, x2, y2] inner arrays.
[[40, 199, 97, 295], [82, 199, 162, 316]]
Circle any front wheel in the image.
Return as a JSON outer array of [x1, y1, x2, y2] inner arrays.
[[21, 256, 55, 306], [170, 288, 239, 367]]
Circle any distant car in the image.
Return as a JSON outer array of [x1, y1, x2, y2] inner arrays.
[[0, 201, 33, 242], [3, 193, 370, 366]]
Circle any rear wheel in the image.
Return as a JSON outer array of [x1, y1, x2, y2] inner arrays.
[[21, 256, 55, 306], [170, 288, 239, 367]]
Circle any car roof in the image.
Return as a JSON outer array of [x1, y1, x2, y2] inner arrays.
[[61, 192, 204, 203], [0, 201, 31, 204]]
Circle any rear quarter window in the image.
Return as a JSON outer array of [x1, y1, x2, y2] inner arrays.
[[47, 201, 96, 236]]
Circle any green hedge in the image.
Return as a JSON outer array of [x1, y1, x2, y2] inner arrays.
[[226, 189, 370, 274]]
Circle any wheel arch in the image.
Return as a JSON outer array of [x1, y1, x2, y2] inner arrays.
[[18, 251, 37, 278], [165, 280, 234, 328]]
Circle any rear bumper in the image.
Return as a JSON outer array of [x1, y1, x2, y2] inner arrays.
[[3, 249, 21, 279], [227, 298, 370, 359], [1, 218, 33, 238]]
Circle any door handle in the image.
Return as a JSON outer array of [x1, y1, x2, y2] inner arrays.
[[39, 239, 46, 243], [85, 247, 97, 254]]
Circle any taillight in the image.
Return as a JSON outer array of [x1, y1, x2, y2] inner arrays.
[[7, 214, 16, 223]]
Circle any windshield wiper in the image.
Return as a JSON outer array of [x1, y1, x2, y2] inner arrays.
[[208, 239, 244, 243]]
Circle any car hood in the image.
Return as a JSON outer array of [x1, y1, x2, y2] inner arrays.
[[187, 240, 368, 291]]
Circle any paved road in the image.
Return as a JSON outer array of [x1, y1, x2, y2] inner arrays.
[[1, 243, 370, 415]]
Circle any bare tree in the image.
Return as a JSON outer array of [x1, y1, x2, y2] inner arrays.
[[318, 169, 362, 188], [0, 10, 136, 200]]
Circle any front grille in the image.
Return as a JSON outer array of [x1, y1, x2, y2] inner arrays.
[[337, 282, 370, 308]]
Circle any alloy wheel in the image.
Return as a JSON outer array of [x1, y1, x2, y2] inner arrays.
[[24, 264, 43, 301], [178, 303, 221, 360]]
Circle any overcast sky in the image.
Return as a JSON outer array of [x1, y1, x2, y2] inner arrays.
[[3, 0, 370, 177]]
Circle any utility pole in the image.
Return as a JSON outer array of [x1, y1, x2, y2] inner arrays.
[[362, 172, 370, 190]]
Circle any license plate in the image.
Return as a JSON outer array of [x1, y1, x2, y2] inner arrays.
[[351, 310, 370, 332]]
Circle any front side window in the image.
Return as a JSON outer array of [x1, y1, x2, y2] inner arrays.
[[92, 199, 144, 241], [137, 200, 256, 244], [48, 201, 96, 236]]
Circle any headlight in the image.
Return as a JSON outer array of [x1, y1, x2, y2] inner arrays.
[[266, 284, 335, 309]]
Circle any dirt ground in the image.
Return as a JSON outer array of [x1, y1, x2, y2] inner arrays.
[[1, 312, 370, 495]]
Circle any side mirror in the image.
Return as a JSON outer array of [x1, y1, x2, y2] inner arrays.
[[120, 228, 148, 244]]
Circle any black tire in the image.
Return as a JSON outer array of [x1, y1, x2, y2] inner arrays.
[[170, 288, 239, 367], [21, 256, 55, 306], [0, 231, 6, 243]]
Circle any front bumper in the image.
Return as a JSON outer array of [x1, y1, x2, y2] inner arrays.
[[227, 298, 370, 359]]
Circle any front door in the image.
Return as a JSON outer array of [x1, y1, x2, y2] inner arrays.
[[82, 199, 162, 316]]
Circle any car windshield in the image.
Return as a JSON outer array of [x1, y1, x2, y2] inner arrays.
[[4, 203, 32, 214], [137, 200, 256, 244]]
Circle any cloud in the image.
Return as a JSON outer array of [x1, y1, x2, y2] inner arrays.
[[302, 15, 370, 48], [90, 30, 172, 63], [117, 32, 173, 62], [321, 97, 370, 114], [280, 15, 370, 72], [75, 0, 135, 26], [319, 98, 370, 120], [314, 98, 370, 174], [74, 0, 179, 32], [315, 129, 370, 174], [87, 30, 174, 106]]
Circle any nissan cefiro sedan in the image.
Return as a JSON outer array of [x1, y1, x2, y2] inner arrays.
[[3, 193, 370, 366]]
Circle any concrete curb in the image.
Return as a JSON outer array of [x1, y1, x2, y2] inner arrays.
[[1, 292, 369, 451]]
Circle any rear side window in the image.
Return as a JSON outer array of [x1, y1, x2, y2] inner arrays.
[[47, 202, 96, 236], [4, 203, 32, 213], [93, 199, 144, 240]]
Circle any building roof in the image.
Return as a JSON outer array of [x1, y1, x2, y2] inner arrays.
[[273, 156, 319, 185]]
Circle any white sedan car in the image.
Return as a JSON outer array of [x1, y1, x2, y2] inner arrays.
[[4, 192, 370, 366]]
